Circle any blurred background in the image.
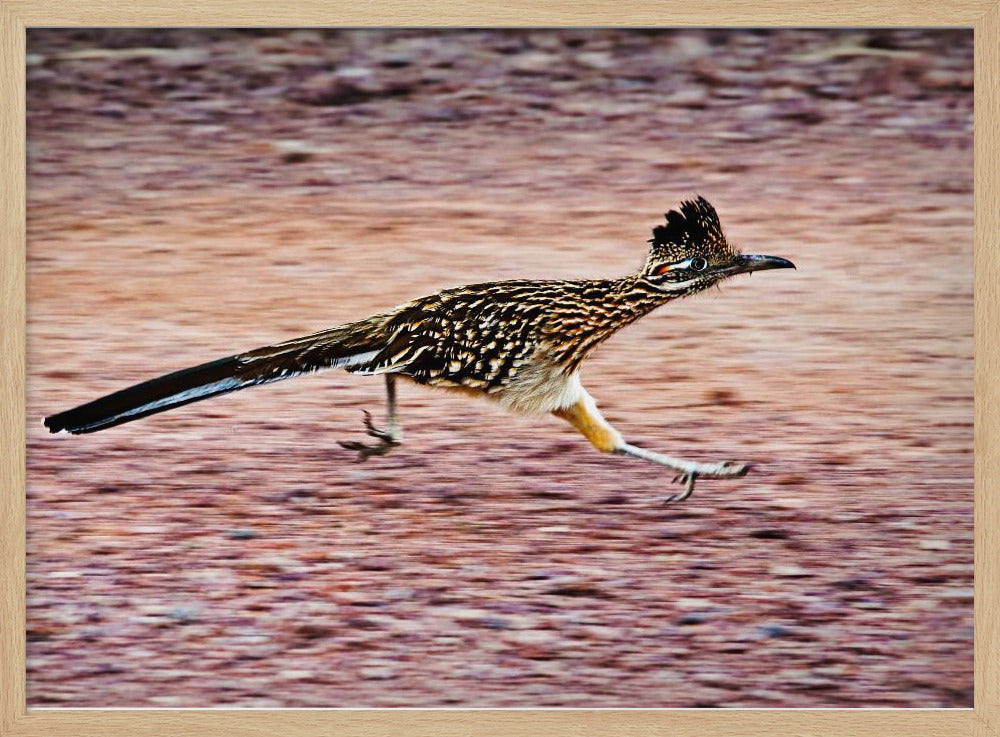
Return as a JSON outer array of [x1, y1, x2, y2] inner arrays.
[[25, 29, 972, 707]]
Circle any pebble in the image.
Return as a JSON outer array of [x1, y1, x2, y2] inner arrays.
[[933, 588, 974, 600], [575, 52, 616, 70], [226, 528, 258, 540], [756, 623, 795, 638], [445, 607, 494, 621], [770, 564, 814, 577], [269, 140, 323, 163], [749, 527, 790, 540], [167, 606, 200, 622], [279, 669, 314, 680], [664, 86, 707, 107], [678, 613, 711, 625], [509, 52, 561, 73], [919, 539, 952, 551]]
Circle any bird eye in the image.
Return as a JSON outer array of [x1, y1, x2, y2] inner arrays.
[[690, 257, 708, 272]]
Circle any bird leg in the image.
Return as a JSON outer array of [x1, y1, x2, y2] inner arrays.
[[552, 392, 750, 503], [339, 375, 403, 461]]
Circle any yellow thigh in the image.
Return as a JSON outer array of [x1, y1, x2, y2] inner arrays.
[[552, 394, 623, 453]]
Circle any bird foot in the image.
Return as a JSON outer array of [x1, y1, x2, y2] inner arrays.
[[663, 461, 751, 504], [665, 472, 698, 504], [338, 410, 401, 462]]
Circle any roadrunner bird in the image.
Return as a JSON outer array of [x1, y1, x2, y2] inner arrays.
[[44, 197, 794, 502]]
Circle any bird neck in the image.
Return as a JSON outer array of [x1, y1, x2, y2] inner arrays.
[[548, 275, 678, 371], [608, 273, 679, 320]]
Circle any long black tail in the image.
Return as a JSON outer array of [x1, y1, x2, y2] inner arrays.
[[44, 316, 393, 435], [44, 356, 250, 434]]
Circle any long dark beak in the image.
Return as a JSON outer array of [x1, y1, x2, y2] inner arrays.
[[729, 254, 796, 275]]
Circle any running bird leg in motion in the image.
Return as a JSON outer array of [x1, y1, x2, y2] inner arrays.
[[553, 390, 749, 503], [338, 375, 403, 461]]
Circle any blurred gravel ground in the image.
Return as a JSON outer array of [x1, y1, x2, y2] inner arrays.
[[25, 29, 972, 707]]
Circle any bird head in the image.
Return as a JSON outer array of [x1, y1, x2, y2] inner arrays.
[[641, 196, 795, 296]]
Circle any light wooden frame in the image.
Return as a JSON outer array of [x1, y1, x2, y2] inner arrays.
[[1, 2, 996, 736]]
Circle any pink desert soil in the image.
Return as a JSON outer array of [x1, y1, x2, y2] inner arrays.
[[25, 30, 972, 707]]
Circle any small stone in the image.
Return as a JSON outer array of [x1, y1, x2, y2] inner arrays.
[[546, 582, 605, 598], [770, 564, 813, 577], [360, 666, 397, 680], [919, 539, 952, 551], [336, 66, 374, 79], [598, 493, 628, 505], [270, 140, 322, 164], [447, 607, 493, 621], [713, 131, 758, 142], [756, 623, 794, 638], [509, 51, 561, 74], [576, 52, 616, 70], [678, 612, 711, 625], [280, 669, 314, 680], [664, 86, 707, 108], [167, 606, 199, 622], [750, 528, 790, 540], [227, 528, 257, 540], [134, 525, 167, 534], [934, 588, 974, 600], [236, 634, 270, 644]]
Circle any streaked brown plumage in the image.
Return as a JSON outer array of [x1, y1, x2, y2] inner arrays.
[[44, 197, 795, 502]]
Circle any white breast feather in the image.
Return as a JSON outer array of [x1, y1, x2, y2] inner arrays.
[[493, 364, 584, 415]]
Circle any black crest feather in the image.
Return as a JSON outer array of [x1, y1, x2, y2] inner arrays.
[[649, 196, 724, 249]]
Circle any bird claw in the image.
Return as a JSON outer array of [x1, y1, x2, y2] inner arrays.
[[662, 461, 751, 503], [360, 409, 397, 443], [664, 471, 698, 504], [338, 410, 400, 462]]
